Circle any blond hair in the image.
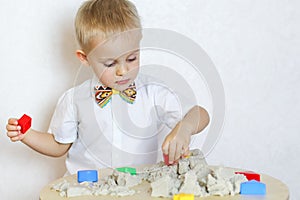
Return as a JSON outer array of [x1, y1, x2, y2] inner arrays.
[[75, 0, 141, 52]]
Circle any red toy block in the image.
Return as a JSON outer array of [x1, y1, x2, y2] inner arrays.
[[235, 171, 261, 181], [163, 153, 170, 165], [18, 114, 32, 134]]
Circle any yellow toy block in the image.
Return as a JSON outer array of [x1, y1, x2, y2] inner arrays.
[[184, 154, 191, 159], [173, 193, 194, 200]]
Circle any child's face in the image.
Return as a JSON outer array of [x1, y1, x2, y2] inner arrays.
[[87, 31, 141, 91]]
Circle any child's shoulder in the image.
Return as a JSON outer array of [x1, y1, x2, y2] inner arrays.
[[60, 79, 93, 99]]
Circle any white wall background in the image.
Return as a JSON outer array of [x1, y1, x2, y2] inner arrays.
[[0, 0, 299, 199]]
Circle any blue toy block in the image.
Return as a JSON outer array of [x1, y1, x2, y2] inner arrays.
[[77, 170, 98, 183], [240, 180, 266, 195]]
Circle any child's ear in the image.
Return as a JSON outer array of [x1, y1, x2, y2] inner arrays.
[[76, 50, 90, 67]]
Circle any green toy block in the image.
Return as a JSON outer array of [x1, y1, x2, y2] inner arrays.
[[116, 167, 136, 175]]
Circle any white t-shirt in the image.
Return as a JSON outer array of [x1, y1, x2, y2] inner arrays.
[[48, 74, 192, 174]]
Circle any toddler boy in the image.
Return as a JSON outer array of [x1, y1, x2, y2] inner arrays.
[[6, 0, 209, 175]]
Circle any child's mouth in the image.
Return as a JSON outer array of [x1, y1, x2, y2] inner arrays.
[[115, 79, 130, 85]]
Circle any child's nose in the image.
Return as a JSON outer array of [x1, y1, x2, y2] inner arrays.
[[116, 63, 128, 76]]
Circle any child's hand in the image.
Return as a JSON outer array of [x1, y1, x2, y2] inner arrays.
[[6, 118, 26, 142], [162, 122, 192, 164]]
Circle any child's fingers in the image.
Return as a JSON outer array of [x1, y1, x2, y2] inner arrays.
[[7, 130, 25, 142], [6, 118, 21, 139], [7, 130, 20, 138], [174, 143, 184, 162], [8, 118, 19, 125], [168, 141, 177, 164], [10, 135, 22, 142], [161, 136, 171, 155], [6, 124, 21, 131], [182, 148, 190, 157]]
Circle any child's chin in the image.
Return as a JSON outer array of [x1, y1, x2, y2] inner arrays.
[[114, 84, 130, 91]]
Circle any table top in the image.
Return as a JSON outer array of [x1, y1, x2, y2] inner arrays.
[[40, 166, 289, 200]]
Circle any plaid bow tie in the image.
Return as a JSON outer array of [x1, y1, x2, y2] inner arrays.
[[94, 83, 137, 108]]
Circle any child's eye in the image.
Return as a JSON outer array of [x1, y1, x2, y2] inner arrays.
[[104, 61, 116, 68], [127, 56, 137, 62]]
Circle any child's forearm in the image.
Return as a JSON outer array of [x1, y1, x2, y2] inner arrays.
[[21, 129, 71, 157], [161, 106, 209, 163], [181, 105, 210, 135]]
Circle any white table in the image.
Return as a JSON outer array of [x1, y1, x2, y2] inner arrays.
[[40, 166, 289, 200]]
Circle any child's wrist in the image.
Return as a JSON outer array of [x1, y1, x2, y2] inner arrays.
[[20, 129, 31, 142], [177, 120, 195, 136]]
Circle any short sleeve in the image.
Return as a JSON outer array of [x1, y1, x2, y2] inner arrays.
[[48, 88, 78, 144], [154, 85, 194, 129]]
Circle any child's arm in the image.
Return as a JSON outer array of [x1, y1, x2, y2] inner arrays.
[[162, 105, 209, 164], [6, 118, 71, 157]]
